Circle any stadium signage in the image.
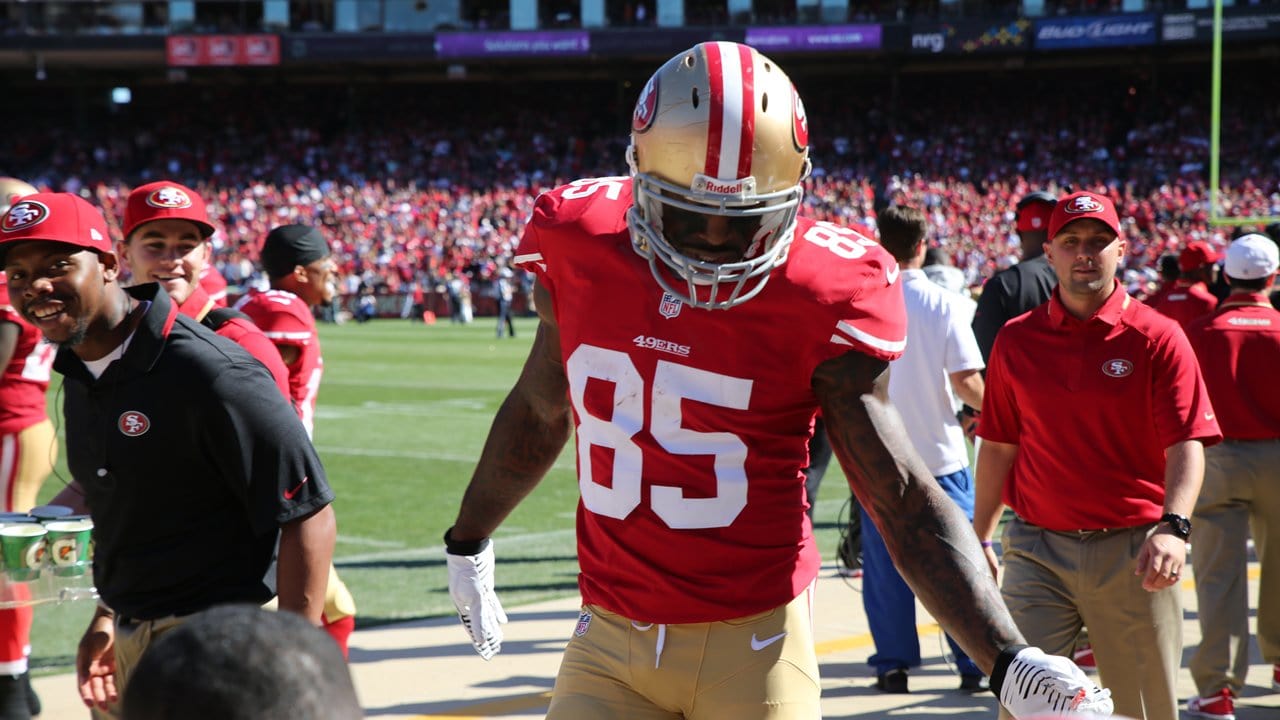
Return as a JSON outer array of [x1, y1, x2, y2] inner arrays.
[[435, 31, 589, 58], [909, 19, 1031, 54], [1034, 14, 1156, 49], [1162, 9, 1280, 42], [166, 34, 280, 66], [744, 25, 882, 51]]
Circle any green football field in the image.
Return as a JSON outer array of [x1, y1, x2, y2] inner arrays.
[[27, 316, 862, 675]]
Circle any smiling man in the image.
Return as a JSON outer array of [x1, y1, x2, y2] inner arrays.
[[973, 190, 1222, 720], [0, 192, 336, 718]]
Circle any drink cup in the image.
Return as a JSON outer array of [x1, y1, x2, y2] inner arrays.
[[0, 525, 47, 581], [44, 519, 94, 577]]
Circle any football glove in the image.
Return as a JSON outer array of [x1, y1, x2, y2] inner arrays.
[[992, 645, 1114, 718], [445, 532, 508, 660]]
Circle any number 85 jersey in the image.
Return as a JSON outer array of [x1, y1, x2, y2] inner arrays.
[[516, 178, 906, 623]]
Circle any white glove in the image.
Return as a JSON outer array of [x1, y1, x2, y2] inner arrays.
[[446, 538, 508, 660], [995, 646, 1114, 718]]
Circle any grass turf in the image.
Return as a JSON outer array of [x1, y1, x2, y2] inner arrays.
[[28, 315, 863, 675]]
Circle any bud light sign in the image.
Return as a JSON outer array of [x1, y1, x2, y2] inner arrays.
[[1034, 14, 1156, 49]]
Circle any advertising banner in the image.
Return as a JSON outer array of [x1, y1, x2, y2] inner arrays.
[[435, 31, 589, 58], [1034, 14, 1156, 49], [1162, 9, 1280, 42], [909, 18, 1032, 54], [166, 34, 280, 66], [744, 24, 882, 52]]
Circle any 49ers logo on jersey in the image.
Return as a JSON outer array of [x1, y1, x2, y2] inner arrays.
[[792, 87, 809, 150], [633, 75, 658, 132], [145, 186, 193, 209], [1101, 359, 1133, 378], [1, 200, 49, 233], [118, 411, 151, 437]]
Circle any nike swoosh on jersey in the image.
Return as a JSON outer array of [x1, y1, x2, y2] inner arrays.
[[284, 476, 310, 500], [750, 631, 788, 651], [886, 262, 900, 284]]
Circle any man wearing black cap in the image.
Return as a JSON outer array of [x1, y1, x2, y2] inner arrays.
[[971, 191, 1058, 364], [0, 193, 336, 717], [235, 224, 358, 657]]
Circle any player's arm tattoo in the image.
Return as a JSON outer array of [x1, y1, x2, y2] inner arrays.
[[814, 351, 1023, 671], [452, 280, 573, 541]]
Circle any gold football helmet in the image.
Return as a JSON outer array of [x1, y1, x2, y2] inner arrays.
[[627, 42, 811, 310], [0, 178, 38, 216]]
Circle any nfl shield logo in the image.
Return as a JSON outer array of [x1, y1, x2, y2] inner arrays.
[[574, 610, 592, 637], [659, 292, 682, 319]]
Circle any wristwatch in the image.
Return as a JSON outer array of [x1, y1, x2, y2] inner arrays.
[[1159, 513, 1192, 540]]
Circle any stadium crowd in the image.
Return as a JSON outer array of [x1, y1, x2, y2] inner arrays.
[[1, 67, 1277, 316]]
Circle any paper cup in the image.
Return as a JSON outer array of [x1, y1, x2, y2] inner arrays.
[[44, 519, 93, 577], [29, 505, 74, 521], [0, 525, 47, 581]]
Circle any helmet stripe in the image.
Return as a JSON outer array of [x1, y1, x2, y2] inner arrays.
[[734, 43, 755, 181], [704, 42, 753, 182], [704, 43, 726, 179]]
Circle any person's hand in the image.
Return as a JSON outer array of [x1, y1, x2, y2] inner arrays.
[[76, 610, 118, 710], [446, 539, 508, 660], [982, 543, 1000, 582], [993, 646, 1114, 718], [1135, 527, 1186, 592], [958, 406, 981, 443]]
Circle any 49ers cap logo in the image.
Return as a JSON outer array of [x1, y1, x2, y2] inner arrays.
[[1, 200, 50, 233], [1101, 359, 1133, 378], [118, 411, 151, 436], [633, 75, 658, 132], [1065, 196, 1104, 214], [146, 186, 193, 209]]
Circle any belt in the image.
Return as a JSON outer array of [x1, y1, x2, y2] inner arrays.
[[116, 612, 189, 628]]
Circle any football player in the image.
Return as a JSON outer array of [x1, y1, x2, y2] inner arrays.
[[443, 42, 1111, 719], [235, 224, 357, 657], [0, 178, 52, 720]]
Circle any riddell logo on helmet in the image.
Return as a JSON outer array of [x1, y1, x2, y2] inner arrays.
[[693, 174, 755, 198], [1, 200, 49, 232], [146, 187, 193, 209], [1065, 196, 1104, 214]]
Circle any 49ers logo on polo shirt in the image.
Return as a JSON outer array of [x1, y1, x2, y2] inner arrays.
[[146, 186, 193, 209], [118, 411, 151, 437], [1, 200, 49, 233], [1101, 359, 1133, 378]]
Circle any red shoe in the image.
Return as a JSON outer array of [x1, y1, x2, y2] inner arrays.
[[1072, 643, 1096, 669], [1187, 688, 1235, 720]]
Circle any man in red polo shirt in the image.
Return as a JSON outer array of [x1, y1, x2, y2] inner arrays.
[[974, 190, 1221, 720], [1183, 233, 1280, 719], [1155, 241, 1220, 328]]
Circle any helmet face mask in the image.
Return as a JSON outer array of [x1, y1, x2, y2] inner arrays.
[[626, 42, 810, 310]]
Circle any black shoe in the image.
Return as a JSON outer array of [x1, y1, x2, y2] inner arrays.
[[19, 673, 37, 717], [875, 668, 909, 694], [0, 674, 31, 720], [959, 674, 990, 693]]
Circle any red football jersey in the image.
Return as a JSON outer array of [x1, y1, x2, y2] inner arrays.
[[235, 289, 322, 437], [177, 285, 291, 400], [0, 297, 54, 435], [514, 177, 906, 623], [199, 263, 229, 308]]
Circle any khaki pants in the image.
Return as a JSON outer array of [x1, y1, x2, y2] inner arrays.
[[1190, 438, 1280, 696], [999, 518, 1181, 720], [548, 586, 820, 720], [90, 615, 189, 719]]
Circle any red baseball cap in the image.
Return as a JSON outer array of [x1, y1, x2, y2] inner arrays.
[[1015, 191, 1055, 233], [122, 181, 216, 240], [1047, 191, 1122, 239], [0, 193, 112, 264], [1178, 240, 1221, 272]]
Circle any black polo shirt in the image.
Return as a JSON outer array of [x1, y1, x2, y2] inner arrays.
[[972, 254, 1058, 364], [57, 283, 333, 620]]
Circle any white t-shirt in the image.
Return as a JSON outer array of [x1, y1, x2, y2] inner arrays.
[[887, 269, 984, 476]]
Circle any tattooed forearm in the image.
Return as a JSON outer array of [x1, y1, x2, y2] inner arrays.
[[814, 352, 1024, 671]]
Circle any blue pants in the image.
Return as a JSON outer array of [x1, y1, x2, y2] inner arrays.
[[861, 467, 982, 677]]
